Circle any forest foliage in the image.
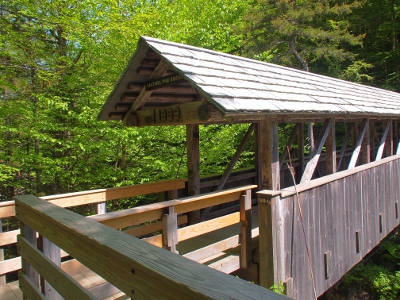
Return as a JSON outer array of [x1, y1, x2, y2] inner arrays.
[[1, 0, 398, 200]]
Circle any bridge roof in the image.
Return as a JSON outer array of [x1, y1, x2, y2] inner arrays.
[[98, 36, 400, 125]]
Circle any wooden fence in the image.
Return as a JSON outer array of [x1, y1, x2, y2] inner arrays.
[[258, 154, 400, 299], [14, 189, 290, 299], [0, 179, 185, 282]]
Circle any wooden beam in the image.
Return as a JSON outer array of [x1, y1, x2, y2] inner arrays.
[[162, 207, 178, 253], [297, 123, 305, 183], [385, 120, 393, 157], [375, 121, 391, 161], [337, 123, 352, 170], [258, 119, 280, 190], [279, 123, 301, 169], [38, 236, 63, 300], [308, 122, 314, 153], [370, 121, 377, 160], [300, 119, 332, 183], [187, 124, 200, 224], [240, 190, 252, 269], [123, 60, 170, 126], [348, 119, 369, 169], [258, 194, 277, 289], [362, 120, 371, 164], [325, 119, 336, 174]]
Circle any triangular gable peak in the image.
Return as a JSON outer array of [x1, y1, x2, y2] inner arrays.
[[98, 36, 400, 126]]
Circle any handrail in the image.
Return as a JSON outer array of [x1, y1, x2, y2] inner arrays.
[[0, 179, 185, 280], [89, 185, 257, 229], [15, 194, 289, 300]]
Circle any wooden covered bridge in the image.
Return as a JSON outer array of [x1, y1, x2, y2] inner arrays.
[[2, 36, 400, 299]]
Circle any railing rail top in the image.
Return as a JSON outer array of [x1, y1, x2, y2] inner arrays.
[[41, 178, 186, 201], [89, 184, 257, 224]]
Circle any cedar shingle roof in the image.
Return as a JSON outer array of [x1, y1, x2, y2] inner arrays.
[[98, 36, 400, 122]]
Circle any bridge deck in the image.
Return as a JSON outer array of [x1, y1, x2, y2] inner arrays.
[[0, 207, 260, 300]]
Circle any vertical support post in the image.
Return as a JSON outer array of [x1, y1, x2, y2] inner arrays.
[[186, 124, 200, 224], [96, 202, 106, 215], [298, 123, 305, 183], [254, 123, 262, 189], [258, 194, 281, 289], [0, 220, 5, 285], [385, 120, 393, 157], [258, 119, 280, 190], [394, 121, 400, 154], [308, 122, 314, 153], [39, 236, 62, 300], [257, 118, 280, 289], [370, 121, 377, 160], [325, 119, 336, 174], [168, 189, 178, 200], [20, 222, 39, 294], [240, 189, 252, 269], [362, 120, 370, 164], [162, 206, 178, 254]]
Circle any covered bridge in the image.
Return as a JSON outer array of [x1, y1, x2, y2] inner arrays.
[[99, 37, 400, 298], [4, 36, 400, 300]]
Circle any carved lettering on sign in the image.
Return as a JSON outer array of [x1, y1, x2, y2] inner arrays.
[[155, 107, 181, 123], [145, 73, 185, 91]]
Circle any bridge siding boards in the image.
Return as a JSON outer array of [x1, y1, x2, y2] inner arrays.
[[262, 157, 400, 299]]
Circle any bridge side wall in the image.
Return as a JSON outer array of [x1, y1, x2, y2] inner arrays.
[[274, 157, 400, 299]]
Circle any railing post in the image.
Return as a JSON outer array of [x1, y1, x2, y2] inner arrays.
[[0, 220, 5, 285], [240, 189, 252, 269], [20, 222, 39, 293], [257, 191, 283, 290], [162, 206, 178, 254], [96, 202, 107, 214], [39, 235, 62, 300]]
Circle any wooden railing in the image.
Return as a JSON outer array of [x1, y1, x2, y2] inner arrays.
[[15, 191, 290, 299], [89, 185, 257, 273], [257, 154, 400, 299], [0, 179, 185, 282]]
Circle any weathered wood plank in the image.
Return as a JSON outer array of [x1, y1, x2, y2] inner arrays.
[[15, 195, 287, 300], [39, 236, 62, 299], [18, 273, 46, 300], [348, 119, 368, 169], [187, 124, 200, 224], [325, 119, 336, 174], [300, 119, 331, 183], [375, 121, 391, 161], [43, 179, 185, 208], [385, 120, 393, 158], [18, 236, 96, 300], [90, 185, 256, 229], [0, 201, 15, 218], [123, 215, 187, 237], [240, 190, 252, 269]]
